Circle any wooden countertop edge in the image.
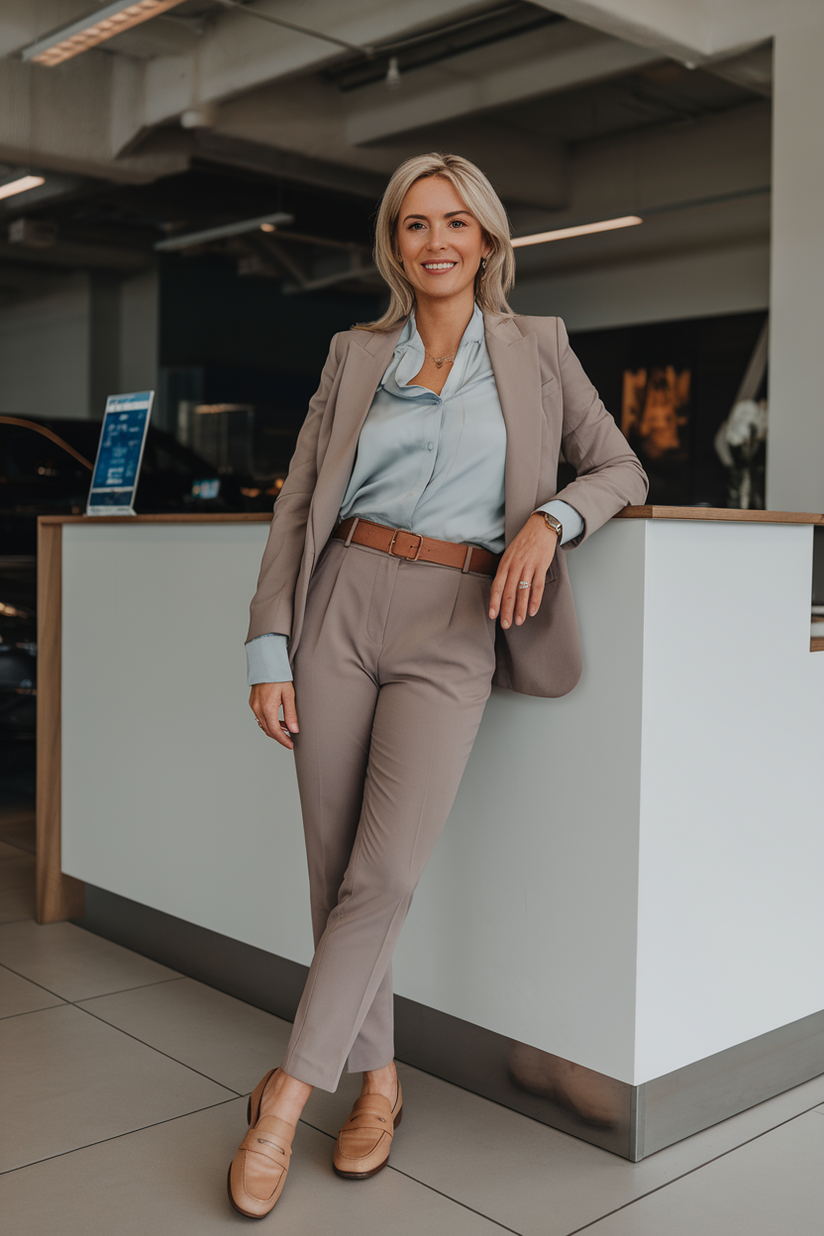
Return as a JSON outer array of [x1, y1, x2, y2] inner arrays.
[[614, 506, 824, 524], [39, 507, 824, 527], [38, 512, 275, 525]]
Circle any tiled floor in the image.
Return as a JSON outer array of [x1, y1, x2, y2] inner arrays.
[[1, 822, 823, 1234]]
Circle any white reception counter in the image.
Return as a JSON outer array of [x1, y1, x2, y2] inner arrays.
[[37, 508, 824, 1159]]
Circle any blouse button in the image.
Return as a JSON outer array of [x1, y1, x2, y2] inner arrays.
[[427, 442, 434, 450]]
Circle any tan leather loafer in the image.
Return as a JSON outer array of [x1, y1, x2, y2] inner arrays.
[[333, 1080, 403, 1179], [228, 1069, 295, 1219]]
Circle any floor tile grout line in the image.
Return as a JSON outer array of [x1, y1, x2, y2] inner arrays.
[[72, 1001, 243, 1096], [0, 962, 183, 1006], [295, 1118, 523, 1235], [0, 962, 74, 1002], [562, 1101, 824, 1236], [385, 1165, 525, 1234], [0, 1095, 242, 1176], [73, 976, 185, 1003], [0, 1001, 66, 1022]]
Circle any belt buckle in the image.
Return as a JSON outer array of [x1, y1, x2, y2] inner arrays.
[[388, 529, 423, 561]]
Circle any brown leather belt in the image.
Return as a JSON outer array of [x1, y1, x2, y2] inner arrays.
[[332, 517, 498, 577]]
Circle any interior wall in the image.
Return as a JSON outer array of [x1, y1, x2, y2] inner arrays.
[[119, 267, 159, 398], [89, 275, 121, 420], [509, 240, 770, 332], [766, 20, 824, 512], [0, 273, 92, 419], [0, 267, 159, 422]]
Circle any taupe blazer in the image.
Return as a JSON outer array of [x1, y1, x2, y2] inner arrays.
[[247, 311, 648, 698]]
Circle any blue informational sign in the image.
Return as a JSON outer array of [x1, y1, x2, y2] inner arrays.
[[87, 391, 154, 516]]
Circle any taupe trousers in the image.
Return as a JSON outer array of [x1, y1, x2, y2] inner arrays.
[[279, 537, 497, 1092]]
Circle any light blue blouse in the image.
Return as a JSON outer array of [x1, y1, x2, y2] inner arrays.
[[247, 304, 583, 685], [339, 302, 507, 551]]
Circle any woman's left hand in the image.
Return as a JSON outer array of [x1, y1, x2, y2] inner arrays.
[[489, 513, 559, 629]]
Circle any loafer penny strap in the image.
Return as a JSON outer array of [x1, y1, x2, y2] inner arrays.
[[343, 1095, 394, 1132], [241, 1115, 294, 1167]]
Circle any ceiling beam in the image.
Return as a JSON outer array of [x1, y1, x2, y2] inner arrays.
[[505, 98, 771, 240], [137, 0, 495, 131], [212, 70, 571, 210], [379, 121, 571, 211], [705, 41, 772, 97], [346, 22, 663, 146], [191, 132, 388, 200], [0, 53, 192, 184], [528, 0, 807, 64], [527, 0, 711, 63]]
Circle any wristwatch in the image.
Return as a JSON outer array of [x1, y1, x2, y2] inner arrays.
[[538, 510, 563, 541]]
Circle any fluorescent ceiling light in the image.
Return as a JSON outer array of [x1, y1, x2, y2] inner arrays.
[[154, 212, 295, 252], [0, 175, 45, 202], [21, 1, 189, 66], [511, 216, 643, 247]]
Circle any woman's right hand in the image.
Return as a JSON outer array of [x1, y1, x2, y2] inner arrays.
[[250, 682, 299, 750]]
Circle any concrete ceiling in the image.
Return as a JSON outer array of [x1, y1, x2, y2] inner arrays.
[[0, 0, 785, 293]]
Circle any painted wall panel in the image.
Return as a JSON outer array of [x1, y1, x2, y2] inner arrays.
[[634, 520, 824, 1080]]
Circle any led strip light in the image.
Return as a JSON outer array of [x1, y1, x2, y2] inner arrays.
[[512, 216, 643, 247], [21, 1, 189, 66], [0, 175, 45, 201]]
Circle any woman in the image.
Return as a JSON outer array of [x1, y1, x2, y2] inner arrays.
[[230, 152, 647, 1218]]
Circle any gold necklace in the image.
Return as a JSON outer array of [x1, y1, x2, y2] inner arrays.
[[426, 351, 456, 369]]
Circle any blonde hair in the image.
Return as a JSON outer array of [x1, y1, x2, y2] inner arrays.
[[357, 152, 515, 331]]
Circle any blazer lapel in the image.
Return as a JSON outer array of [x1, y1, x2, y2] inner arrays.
[[308, 323, 404, 552], [484, 312, 544, 544]]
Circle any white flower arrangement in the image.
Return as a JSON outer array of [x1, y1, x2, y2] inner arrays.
[[714, 399, 768, 509], [724, 399, 768, 451]]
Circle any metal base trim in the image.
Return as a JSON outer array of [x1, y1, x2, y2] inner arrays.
[[76, 885, 824, 1161], [640, 1006, 824, 1156]]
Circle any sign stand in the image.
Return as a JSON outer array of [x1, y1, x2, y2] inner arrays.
[[86, 391, 154, 516]]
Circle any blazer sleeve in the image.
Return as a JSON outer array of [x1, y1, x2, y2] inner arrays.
[[550, 318, 648, 545], [246, 334, 343, 643]]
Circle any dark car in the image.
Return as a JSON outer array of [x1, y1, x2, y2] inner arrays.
[[0, 416, 246, 555], [0, 556, 36, 743], [0, 415, 263, 756]]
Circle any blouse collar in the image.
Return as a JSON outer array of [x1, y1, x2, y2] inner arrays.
[[383, 302, 486, 397]]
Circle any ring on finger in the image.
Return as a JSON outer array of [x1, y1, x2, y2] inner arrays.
[[517, 580, 531, 590]]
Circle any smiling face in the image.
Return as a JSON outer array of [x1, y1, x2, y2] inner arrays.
[[395, 175, 490, 311]]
